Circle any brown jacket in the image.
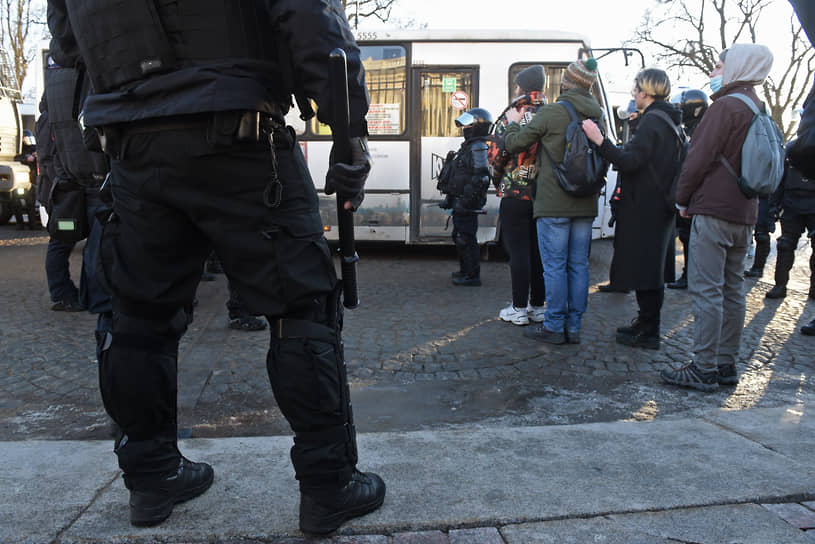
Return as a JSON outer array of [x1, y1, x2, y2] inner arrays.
[[675, 82, 760, 225]]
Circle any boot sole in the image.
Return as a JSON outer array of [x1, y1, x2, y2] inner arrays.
[[130, 472, 214, 527], [299, 491, 385, 535], [615, 333, 660, 350]]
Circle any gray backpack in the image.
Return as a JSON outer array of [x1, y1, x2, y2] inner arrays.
[[718, 93, 785, 199]]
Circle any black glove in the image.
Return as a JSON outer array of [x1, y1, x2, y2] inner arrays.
[[439, 195, 452, 209], [325, 136, 371, 211]]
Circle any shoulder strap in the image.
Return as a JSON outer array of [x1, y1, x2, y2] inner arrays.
[[646, 109, 683, 144], [557, 99, 580, 122], [726, 93, 762, 115]]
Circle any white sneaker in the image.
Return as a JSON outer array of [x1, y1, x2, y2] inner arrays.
[[499, 304, 529, 325], [527, 304, 545, 323]]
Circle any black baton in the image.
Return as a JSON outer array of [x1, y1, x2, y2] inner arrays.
[[328, 48, 360, 309]]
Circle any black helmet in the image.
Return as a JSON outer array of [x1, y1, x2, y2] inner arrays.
[[456, 107, 493, 138], [678, 89, 709, 123]]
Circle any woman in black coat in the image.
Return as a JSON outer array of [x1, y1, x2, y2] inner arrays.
[[583, 68, 683, 350]]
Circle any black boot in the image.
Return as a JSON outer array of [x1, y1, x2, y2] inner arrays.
[[127, 457, 214, 527], [667, 270, 687, 289], [616, 318, 660, 350], [802, 318, 815, 336], [766, 248, 795, 299], [299, 470, 386, 535], [809, 250, 815, 299], [744, 237, 770, 277], [452, 239, 481, 286]]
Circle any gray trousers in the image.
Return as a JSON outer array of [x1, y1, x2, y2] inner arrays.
[[688, 214, 752, 372]]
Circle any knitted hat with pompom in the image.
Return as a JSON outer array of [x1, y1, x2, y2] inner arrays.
[[564, 57, 599, 89]]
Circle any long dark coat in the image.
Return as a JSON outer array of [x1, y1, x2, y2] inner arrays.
[[598, 100, 682, 290]]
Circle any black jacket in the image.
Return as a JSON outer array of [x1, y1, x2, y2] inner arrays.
[[598, 100, 682, 290], [48, 0, 369, 136]]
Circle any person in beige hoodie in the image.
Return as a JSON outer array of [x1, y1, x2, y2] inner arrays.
[[661, 43, 774, 391]]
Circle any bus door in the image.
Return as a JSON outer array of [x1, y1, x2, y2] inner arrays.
[[410, 67, 478, 241]]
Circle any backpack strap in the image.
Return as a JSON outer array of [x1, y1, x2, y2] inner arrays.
[[539, 100, 580, 173], [717, 93, 763, 180]]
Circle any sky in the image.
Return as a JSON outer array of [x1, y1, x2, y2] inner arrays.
[[358, 0, 802, 99]]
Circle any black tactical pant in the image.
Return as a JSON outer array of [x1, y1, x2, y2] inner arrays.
[[452, 210, 479, 278], [98, 116, 357, 490]]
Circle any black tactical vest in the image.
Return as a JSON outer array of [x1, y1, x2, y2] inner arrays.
[[65, 0, 279, 94], [44, 66, 108, 186]]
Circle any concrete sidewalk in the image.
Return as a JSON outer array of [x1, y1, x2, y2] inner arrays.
[[2, 405, 815, 543]]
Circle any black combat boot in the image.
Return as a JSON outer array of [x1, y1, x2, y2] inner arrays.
[[766, 249, 795, 299], [744, 237, 770, 277], [616, 318, 660, 350], [299, 470, 386, 535], [127, 457, 214, 527]]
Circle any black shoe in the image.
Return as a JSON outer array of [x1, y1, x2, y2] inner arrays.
[[598, 283, 630, 293], [451, 271, 466, 279], [51, 299, 85, 312], [200, 271, 217, 282], [616, 329, 660, 350], [743, 267, 763, 278], [660, 362, 718, 392], [523, 323, 566, 344], [717, 363, 739, 385], [667, 276, 688, 289], [616, 318, 644, 335], [228, 315, 267, 331], [765, 285, 787, 299], [565, 330, 581, 344], [128, 458, 214, 527], [802, 319, 815, 336], [299, 470, 386, 535], [452, 275, 481, 286]]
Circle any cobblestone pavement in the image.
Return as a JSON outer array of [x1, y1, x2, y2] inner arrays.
[[1, 223, 814, 441]]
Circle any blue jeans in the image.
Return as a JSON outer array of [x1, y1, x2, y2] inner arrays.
[[536, 216, 593, 333]]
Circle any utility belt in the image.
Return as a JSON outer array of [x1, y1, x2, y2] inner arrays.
[[102, 107, 290, 159]]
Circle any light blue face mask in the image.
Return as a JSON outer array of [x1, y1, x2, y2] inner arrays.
[[710, 75, 723, 93]]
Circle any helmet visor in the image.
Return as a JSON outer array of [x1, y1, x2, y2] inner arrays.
[[455, 112, 475, 128]]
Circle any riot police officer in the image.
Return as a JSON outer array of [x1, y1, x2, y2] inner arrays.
[[667, 89, 708, 289], [765, 148, 815, 301], [439, 107, 492, 286], [48, 0, 384, 535]]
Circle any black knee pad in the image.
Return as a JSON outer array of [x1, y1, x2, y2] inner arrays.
[[754, 231, 771, 245]]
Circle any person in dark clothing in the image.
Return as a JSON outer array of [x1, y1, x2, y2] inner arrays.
[[37, 98, 83, 312], [583, 68, 683, 350], [439, 107, 492, 287], [764, 151, 815, 302], [48, 0, 383, 535], [744, 196, 774, 278], [201, 250, 267, 331], [42, 47, 113, 354], [12, 130, 40, 230], [667, 89, 708, 289], [489, 65, 546, 324]]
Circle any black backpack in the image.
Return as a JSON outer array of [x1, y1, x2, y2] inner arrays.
[[541, 100, 609, 197], [646, 109, 687, 215]]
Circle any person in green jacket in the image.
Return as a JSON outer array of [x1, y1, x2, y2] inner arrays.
[[503, 58, 603, 345]]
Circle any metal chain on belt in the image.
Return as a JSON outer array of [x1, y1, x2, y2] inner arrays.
[[262, 116, 284, 209]]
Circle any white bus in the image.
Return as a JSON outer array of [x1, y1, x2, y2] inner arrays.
[[291, 29, 622, 245]]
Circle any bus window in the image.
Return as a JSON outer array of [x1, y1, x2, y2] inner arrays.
[[361, 45, 407, 136], [310, 44, 407, 137], [421, 71, 474, 137]]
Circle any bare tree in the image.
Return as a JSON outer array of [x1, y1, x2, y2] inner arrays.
[[340, 0, 398, 29], [632, 0, 814, 139]]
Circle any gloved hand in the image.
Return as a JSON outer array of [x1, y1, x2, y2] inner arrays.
[[325, 136, 371, 211], [439, 195, 453, 209]]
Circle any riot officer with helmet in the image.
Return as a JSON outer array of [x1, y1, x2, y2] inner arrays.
[[439, 107, 492, 286], [667, 89, 708, 289], [48, 0, 384, 535]]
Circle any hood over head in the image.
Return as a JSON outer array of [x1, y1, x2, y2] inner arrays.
[[721, 43, 773, 86]]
